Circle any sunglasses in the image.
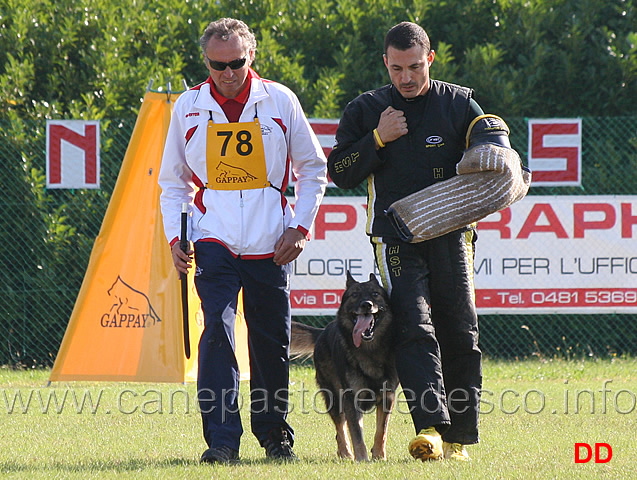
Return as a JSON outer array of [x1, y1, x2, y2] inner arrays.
[[206, 56, 248, 71]]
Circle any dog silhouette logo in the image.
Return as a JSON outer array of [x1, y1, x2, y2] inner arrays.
[[100, 276, 161, 328], [215, 161, 257, 184]]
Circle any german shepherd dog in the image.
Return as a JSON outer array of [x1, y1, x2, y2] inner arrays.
[[291, 272, 398, 461]]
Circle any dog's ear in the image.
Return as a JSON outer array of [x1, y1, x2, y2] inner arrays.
[[369, 273, 384, 288], [346, 270, 357, 288]]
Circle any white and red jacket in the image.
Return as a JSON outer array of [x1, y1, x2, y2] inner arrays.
[[159, 71, 328, 258]]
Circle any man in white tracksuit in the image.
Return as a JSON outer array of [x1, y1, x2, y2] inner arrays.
[[158, 17, 327, 464]]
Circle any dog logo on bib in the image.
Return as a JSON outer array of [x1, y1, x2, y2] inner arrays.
[[215, 161, 258, 185]]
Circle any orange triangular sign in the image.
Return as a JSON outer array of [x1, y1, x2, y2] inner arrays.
[[49, 91, 249, 383]]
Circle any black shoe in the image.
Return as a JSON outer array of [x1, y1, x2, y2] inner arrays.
[[200, 445, 239, 464], [263, 429, 298, 461]]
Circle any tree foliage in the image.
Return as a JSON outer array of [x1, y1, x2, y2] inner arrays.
[[1, 0, 635, 120]]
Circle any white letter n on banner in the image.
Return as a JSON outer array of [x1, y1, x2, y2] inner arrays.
[[46, 120, 100, 189]]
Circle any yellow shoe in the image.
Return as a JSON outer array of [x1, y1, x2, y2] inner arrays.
[[443, 442, 470, 461], [408, 427, 443, 461]]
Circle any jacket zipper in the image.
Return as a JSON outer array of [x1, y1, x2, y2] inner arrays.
[[239, 190, 244, 257]]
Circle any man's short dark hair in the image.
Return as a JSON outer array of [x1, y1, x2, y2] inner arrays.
[[384, 22, 430, 54]]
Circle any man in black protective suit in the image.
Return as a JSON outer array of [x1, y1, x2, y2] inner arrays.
[[327, 21, 516, 462]]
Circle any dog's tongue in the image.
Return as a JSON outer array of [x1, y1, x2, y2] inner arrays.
[[353, 314, 373, 348]]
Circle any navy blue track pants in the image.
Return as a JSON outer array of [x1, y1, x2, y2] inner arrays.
[[193, 241, 293, 451]]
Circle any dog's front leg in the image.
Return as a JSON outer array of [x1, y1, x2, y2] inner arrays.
[[371, 391, 395, 460], [334, 416, 354, 459], [343, 394, 368, 461]]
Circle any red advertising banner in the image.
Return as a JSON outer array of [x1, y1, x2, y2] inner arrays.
[[291, 196, 637, 315], [309, 118, 339, 158], [46, 120, 100, 189], [528, 118, 581, 186]]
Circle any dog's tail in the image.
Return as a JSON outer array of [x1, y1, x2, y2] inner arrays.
[[290, 321, 323, 360]]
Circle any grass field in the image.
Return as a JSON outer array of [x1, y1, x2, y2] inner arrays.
[[1, 358, 636, 479]]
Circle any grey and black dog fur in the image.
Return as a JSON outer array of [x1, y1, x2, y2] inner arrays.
[[291, 272, 399, 461]]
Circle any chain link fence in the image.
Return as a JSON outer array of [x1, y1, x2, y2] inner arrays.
[[1, 116, 636, 367]]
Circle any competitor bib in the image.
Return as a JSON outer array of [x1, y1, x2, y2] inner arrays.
[[205, 118, 269, 190]]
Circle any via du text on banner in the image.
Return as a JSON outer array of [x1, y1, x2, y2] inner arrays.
[[291, 196, 637, 315]]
